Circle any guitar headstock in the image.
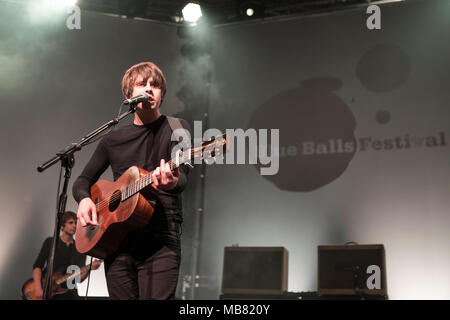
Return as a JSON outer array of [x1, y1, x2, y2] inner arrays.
[[192, 133, 229, 164]]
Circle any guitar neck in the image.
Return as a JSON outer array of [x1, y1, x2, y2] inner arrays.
[[121, 149, 191, 201], [55, 265, 90, 286], [116, 133, 226, 202]]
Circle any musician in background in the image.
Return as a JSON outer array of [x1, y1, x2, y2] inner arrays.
[[72, 62, 191, 300], [32, 211, 102, 300]]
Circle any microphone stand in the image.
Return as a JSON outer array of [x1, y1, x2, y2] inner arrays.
[[37, 102, 137, 300]]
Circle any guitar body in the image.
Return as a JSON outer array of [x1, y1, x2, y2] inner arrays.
[[75, 166, 155, 259], [74, 134, 228, 260], [22, 271, 68, 300]]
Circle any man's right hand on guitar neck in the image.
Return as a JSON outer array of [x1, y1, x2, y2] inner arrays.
[[77, 197, 98, 227]]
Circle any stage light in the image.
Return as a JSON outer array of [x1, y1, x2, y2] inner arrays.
[[26, 0, 78, 24], [182, 3, 202, 23], [63, 0, 78, 5], [246, 8, 254, 17], [240, 1, 264, 19]]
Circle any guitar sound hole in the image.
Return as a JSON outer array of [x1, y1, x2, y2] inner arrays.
[[108, 190, 122, 212]]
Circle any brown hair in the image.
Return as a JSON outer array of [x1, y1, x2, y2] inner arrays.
[[121, 62, 167, 100], [60, 211, 77, 227]]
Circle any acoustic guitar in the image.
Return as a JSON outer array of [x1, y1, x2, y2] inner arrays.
[[22, 260, 102, 300], [75, 134, 228, 259]]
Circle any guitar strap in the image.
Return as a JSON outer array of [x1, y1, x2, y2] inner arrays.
[[166, 116, 190, 153], [166, 116, 182, 131], [164, 116, 188, 231], [143, 116, 186, 214]]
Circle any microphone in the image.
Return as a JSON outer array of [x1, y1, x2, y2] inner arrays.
[[123, 92, 149, 105]]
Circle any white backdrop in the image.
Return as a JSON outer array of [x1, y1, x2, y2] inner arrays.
[[0, 0, 449, 299]]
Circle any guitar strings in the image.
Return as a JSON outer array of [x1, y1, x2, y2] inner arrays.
[[92, 140, 221, 213], [93, 150, 192, 212]]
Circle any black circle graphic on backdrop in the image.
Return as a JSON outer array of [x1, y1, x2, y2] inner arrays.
[[248, 77, 357, 192], [375, 110, 391, 124], [356, 43, 411, 93]]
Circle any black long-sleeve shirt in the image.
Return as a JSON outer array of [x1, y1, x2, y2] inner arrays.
[[72, 115, 191, 256], [33, 237, 86, 276]]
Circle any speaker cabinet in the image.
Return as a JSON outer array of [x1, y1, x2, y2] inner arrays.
[[221, 246, 288, 295], [318, 244, 387, 296]]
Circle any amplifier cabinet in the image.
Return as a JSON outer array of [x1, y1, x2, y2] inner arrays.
[[318, 244, 387, 296], [221, 246, 288, 295]]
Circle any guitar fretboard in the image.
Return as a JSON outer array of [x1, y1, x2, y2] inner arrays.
[[121, 150, 190, 201], [55, 265, 90, 285]]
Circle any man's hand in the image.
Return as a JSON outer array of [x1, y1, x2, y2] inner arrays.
[[34, 286, 43, 300], [77, 197, 98, 227], [92, 259, 103, 270], [151, 159, 179, 191], [32, 268, 43, 300]]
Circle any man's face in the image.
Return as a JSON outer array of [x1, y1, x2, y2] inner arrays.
[[131, 76, 163, 111], [61, 218, 77, 236]]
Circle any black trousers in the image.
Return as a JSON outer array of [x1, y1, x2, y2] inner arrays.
[[104, 244, 180, 300]]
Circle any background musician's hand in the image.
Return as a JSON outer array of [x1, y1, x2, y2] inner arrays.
[[34, 286, 43, 300], [92, 259, 103, 270], [152, 159, 179, 191], [77, 197, 98, 227]]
